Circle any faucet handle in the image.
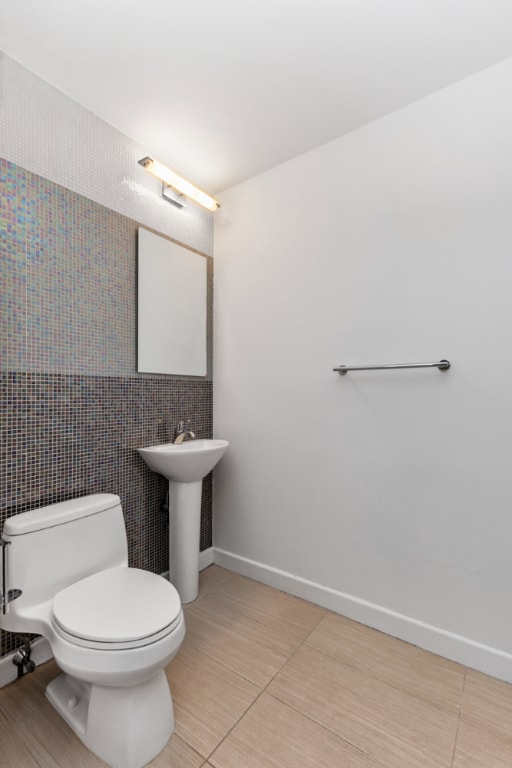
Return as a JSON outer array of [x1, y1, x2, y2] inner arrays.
[[176, 418, 192, 435], [174, 419, 195, 444]]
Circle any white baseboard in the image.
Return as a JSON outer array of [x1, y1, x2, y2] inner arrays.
[[0, 637, 53, 688], [214, 547, 512, 683], [199, 547, 214, 571]]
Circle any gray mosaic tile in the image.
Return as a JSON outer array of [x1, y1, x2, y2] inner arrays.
[[0, 160, 214, 658]]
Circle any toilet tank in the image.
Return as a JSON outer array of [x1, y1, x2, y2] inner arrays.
[[2, 494, 128, 618]]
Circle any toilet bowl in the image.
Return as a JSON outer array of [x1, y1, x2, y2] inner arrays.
[[0, 494, 185, 768]]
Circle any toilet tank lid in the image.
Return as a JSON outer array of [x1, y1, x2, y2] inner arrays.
[[3, 494, 121, 536]]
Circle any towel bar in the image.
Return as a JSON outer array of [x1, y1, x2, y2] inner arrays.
[[333, 360, 450, 375]]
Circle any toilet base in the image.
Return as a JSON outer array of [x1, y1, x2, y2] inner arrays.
[[46, 671, 174, 768]]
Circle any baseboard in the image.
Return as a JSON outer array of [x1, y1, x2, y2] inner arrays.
[[214, 547, 512, 683], [0, 637, 53, 689], [199, 546, 214, 571]]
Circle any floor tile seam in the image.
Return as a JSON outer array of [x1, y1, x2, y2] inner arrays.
[[243, 609, 331, 689], [261, 687, 377, 763], [206, 610, 336, 699], [303, 619, 469, 675], [176, 640, 267, 696], [268, 676, 440, 757], [449, 670, 467, 767], [296, 639, 465, 718], [170, 734, 207, 768], [317, 615, 470, 677], [189, 649, 277, 691], [208, 625, 375, 762], [267, 669, 460, 768], [459, 667, 496, 733], [193, 587, 328, 645], [202, 620, 336, 766], [204, 685, 269, 764], [185, 605, 317, 666], [204, 686, 383, 768], [265, 681, 456, 768], [274, 606, 331, 660]]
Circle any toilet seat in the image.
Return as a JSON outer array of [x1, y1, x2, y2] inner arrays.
[[52, 566, 182, 651]]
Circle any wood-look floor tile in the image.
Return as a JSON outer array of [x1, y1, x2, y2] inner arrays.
[[15, 699, 108, 767], [215, 574, 326, 638], [1, 718, 45, 768], [460, 669, 512, 740], [210, 692, 384, 768], [165, 645, 260, 758], [198, 566, 234, 598], [0, 659, 60, 723], [452, 718, 512, 767], [184, 591, 299, 687], [148, 733, 204, 768], [305, 612, 465, 714], [2, 573, 512, 768], [268, 644, 457, 768]]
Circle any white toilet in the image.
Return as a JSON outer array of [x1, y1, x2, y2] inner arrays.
[[0, 493, 185, 768]]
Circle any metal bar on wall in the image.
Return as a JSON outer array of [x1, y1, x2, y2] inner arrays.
[[333, 360, 451, 376]]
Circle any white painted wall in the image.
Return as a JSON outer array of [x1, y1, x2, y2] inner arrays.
[[214, 57, 512, 679]]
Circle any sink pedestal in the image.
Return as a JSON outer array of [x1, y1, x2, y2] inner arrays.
[[138, 438, 229, 605], [168, 480, 202, 604]]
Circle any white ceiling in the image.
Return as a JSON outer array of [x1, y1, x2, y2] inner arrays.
[[2, 0, 512, 193]]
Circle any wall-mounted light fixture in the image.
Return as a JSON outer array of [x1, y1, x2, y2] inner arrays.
[[138, 157, 220, 212], [161, 184, 186, 209]]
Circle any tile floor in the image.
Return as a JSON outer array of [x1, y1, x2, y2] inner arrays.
[[1, 565, 512, 767]]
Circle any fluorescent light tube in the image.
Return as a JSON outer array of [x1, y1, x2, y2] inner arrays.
[[139, 157, 220, 212]]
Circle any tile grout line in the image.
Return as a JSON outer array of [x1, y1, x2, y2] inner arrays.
[[257, 610, 461, 768], [184, 576, 330, 690], [205, 607, 387, 767], [449, 669, 467, 768], [198, 579, 413, 765], [203, 591, 330, 764]]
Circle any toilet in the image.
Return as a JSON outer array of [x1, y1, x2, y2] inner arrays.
[[0, 493, 185, 768]]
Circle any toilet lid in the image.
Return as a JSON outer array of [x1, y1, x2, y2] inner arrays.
[[52, 567, 182, 645]]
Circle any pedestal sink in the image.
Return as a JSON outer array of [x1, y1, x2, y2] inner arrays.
[[138, 439, 229, 603]]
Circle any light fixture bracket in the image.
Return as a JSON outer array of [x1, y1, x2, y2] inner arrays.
[[162, 183, 186, 209]]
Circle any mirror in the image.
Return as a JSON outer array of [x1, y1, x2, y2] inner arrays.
[[137, 227, 207, 376]]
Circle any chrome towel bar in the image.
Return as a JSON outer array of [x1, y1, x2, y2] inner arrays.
[[333, 359, 450, 376]]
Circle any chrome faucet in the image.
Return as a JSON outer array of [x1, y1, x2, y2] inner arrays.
[[173, 419, 196, 444]]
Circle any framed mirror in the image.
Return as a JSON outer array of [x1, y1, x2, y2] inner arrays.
[[137, 227, 207, 376]]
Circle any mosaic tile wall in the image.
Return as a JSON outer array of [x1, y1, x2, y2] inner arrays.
[[0, 159, 214, 658]]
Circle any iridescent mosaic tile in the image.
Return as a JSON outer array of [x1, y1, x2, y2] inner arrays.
[[0, 160, 214, 659]]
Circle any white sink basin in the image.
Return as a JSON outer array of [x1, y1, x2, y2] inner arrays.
[[138, 439, 229, 483]]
